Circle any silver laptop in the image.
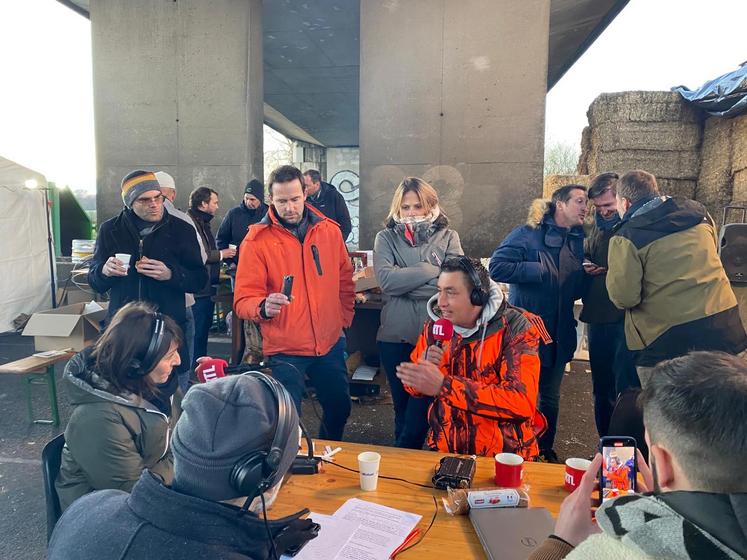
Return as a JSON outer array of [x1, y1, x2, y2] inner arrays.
[[469, 507, 555, 560]]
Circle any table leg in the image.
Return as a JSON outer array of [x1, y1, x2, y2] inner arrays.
[[46, 365, 60, 426], [25, 367, 59, 426]]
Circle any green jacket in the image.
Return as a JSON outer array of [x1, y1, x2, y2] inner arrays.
[[606, 197, 746, 366], [56, 349, 174, 512]]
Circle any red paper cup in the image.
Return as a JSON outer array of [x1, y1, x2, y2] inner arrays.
[[494, 453, 524, 487], [564, 458, 592, 492]]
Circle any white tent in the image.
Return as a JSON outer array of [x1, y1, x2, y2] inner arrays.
[[0, 156, 55, 332]]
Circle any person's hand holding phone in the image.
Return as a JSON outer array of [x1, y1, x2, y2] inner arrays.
[[554, 453, 603, 546], [583, 260, 607, 276], [635, 448, 654, 493], [263, 293, 290, 318]]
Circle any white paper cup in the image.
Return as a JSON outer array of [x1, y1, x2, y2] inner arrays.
[[115, 253, 131, 270], [358, 451, 381, 491], [228, 243, 237, 250]]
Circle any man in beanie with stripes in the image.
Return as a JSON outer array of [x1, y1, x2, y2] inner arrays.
[[88, 170, 207, 409], [49, 374, 319, 560]]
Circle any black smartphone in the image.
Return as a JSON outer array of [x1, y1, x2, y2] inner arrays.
[[282, 275, 294, 299], [599, 436, 637, 504]]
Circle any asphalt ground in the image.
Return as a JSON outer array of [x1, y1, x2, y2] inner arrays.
[[0, 332, 597, 560]]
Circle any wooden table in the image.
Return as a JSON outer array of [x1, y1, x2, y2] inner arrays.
[[0, 350, 74, 426], [272, 440, 567, 559]]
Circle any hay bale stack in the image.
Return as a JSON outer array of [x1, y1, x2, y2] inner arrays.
[[658, 178, 697, 199], [577, 126, 592, 175], [584, 91, 703, 182], [697, 117, 734, 223], [732, 114, 747, 176], [588, 91, 701, 128], [543, 174, 590, 198]]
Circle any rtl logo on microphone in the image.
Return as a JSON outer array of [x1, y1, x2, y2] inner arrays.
[[201, 365, 220, 382], [433, 324, 445, 337]]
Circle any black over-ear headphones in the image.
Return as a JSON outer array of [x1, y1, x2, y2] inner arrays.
[[456, 256, 490, 307], [229, 372, 296, 504], [128, 312, 167, 378]]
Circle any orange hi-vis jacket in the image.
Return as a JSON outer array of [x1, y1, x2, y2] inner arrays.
[[233, 204, 355, 357], [409, 303, 547, 459]]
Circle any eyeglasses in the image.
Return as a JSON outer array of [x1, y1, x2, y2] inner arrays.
[[134, 194, 165, 205]]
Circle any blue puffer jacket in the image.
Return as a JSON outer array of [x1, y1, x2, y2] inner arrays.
[[489, 200, 585, 368]]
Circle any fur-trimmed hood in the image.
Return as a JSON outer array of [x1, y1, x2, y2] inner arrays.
[[526, 199, 552, 228]]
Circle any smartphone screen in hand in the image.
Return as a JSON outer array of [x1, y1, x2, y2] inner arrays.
[[599, 436, 637, 504]]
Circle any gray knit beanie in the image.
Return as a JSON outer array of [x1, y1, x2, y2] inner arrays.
[[171, 374, 299, 502]]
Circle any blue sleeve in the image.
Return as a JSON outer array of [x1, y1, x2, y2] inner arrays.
[[489, 228, 544, 285], [216, 209, 232, 250]]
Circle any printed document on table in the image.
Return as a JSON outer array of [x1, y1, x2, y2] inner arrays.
[[284, 513, 359, 560], [333, 498, 422, 559]]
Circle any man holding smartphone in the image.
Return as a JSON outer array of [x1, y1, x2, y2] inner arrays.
[[233, 165, 355, 441], [581, 173, 639, 438], [529, 351, 747, 560]]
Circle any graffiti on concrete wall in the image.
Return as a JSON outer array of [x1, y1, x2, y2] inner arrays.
[[330, 169, 360, 247]]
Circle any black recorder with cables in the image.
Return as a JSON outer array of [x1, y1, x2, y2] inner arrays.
[[432, 456, 477, 490]]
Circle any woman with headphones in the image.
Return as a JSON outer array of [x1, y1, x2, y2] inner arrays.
[[373, 177, 463, 449], [56, 302, 182, 512]]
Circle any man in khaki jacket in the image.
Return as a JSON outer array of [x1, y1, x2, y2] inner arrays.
[[606, 170, 746, 384]]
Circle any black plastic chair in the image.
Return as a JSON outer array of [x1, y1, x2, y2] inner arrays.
[[41, 433, 65, 542]]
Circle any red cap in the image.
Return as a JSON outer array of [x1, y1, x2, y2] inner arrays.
[[195, 358, 228, 383], [431, 318, 454, 343]]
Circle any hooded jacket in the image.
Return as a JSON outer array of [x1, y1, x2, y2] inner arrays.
[[306, 181, 352, 241], [216, 200, 269, 265], [531, 491, 747, 560], [606, 197, 746, 366], [88, 209, 207, 325], [489, 200, 586, 368], [49, 470, 311, 560], [407, 281, 548, 459], [233, 204, 355, 357], [56, 349, 174, 512], [373, 213, 463, 346]]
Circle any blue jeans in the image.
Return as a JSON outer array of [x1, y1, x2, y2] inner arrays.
[[537, 359, 568, 453], [267, 337, 351, 440], [588, 321, 640, 437], [378, 342, 432, 449], [192, 295, 215, 369]]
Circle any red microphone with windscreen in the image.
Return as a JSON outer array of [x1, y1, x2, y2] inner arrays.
[[195, 358, 228, 383], [431, 318, 454, 347]]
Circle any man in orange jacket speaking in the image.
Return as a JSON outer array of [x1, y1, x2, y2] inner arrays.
[[396, 257, 548, 459], [234, 165, 355, 440]]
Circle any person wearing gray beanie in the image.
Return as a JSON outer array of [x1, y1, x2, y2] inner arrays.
[[48, 374, 320, 560], [172, 373, 299, 502]]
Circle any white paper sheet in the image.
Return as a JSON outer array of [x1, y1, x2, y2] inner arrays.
[[283, 513, 358, 560], [281, 500, 422, 560], [333, 498, 422, 559]]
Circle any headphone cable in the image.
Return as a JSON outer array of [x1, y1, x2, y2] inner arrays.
[[260, 492, 279, 560]]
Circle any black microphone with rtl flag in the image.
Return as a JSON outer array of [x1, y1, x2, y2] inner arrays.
[[431, 318, 454, 347], [195, 358, 229, 383], [195, 358, 270, 382]]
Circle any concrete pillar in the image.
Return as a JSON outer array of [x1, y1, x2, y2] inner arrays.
[[359, 0, 551, 255], [91, 0, 263, 221]]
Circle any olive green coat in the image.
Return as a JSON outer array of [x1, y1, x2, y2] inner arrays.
[[56, 350, 174, 512]]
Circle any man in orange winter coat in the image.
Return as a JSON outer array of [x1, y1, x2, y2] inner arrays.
[[234, 165, 355, 440], [396, 257, 549, 459]]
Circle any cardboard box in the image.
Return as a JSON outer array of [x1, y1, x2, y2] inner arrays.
[[23, 301, 109, 351]]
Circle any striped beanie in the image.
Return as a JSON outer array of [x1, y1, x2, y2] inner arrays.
[[121, 170, 161, 208]]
